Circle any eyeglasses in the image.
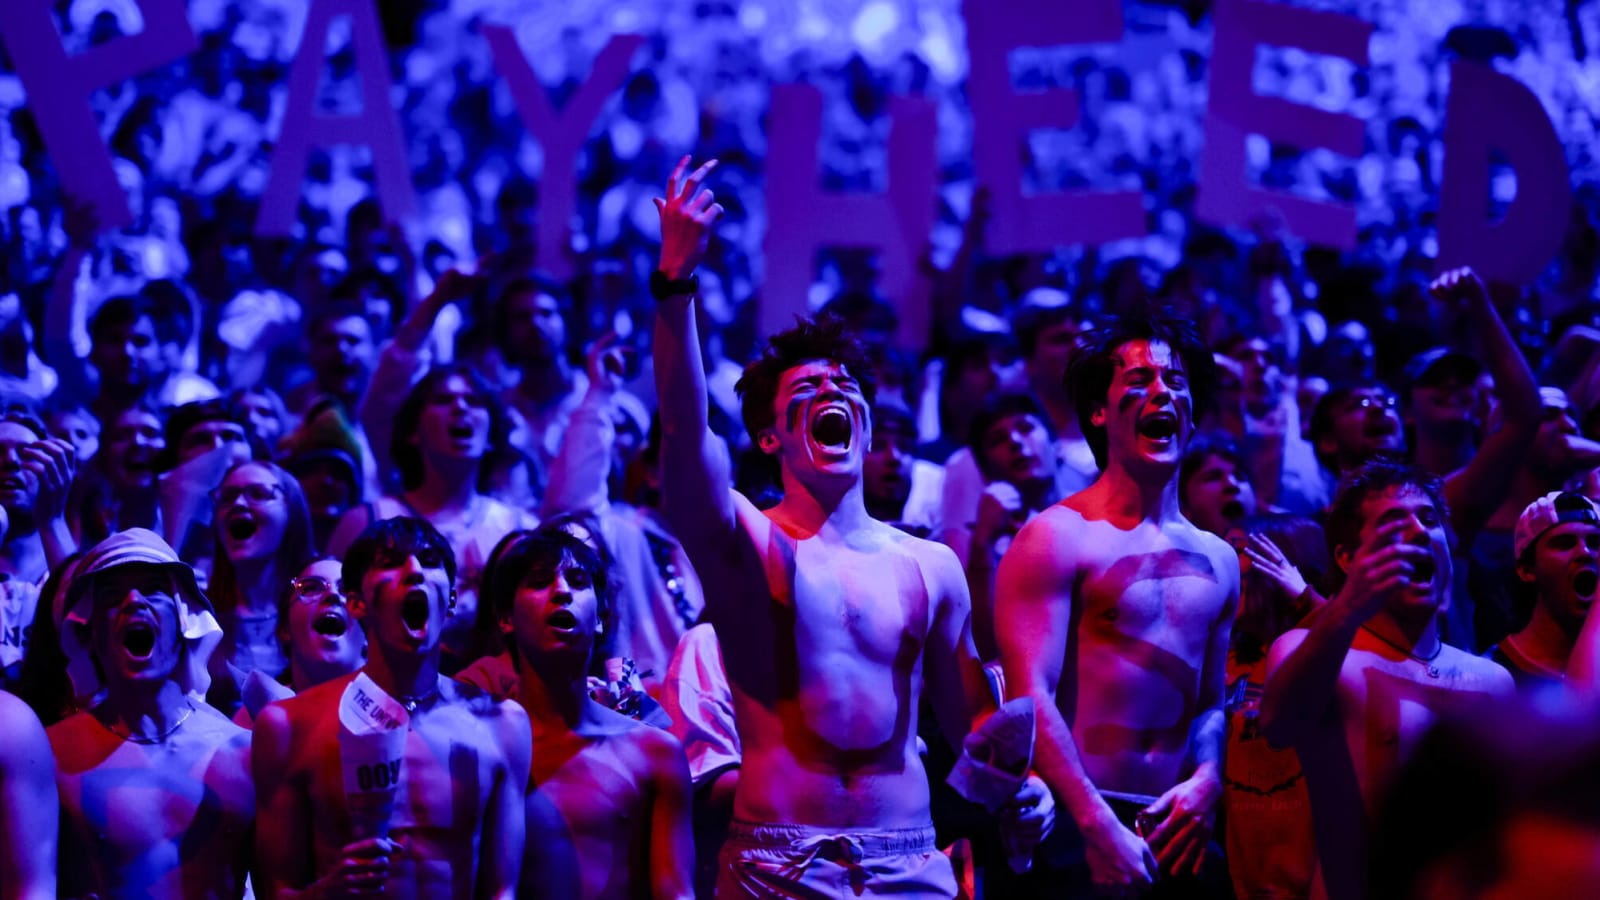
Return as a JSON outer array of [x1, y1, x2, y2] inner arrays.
[[1344, 395, 1398, 413], [290, 575, 344, 604], [211, 483, 285, 506]]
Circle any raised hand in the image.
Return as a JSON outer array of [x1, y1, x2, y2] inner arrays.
[[1429, 266, 1488, 307], [19, 438, 76, 527], [1242, 533, 1308, 601], [654, 156, 723, 280], [584, 332, 629, 396], [972, 482, 1027, 562], [1333, 519, 1431, 622]]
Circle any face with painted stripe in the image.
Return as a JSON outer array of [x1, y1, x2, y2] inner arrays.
[[760, 359, 872, 486], [1093, 339, 1194, 472]]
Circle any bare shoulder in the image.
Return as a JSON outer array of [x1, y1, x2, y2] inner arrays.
[[1020, 502, 1092, 541], [1182, 523, 1241, 591], [1442, 646, 1516, 693], [1266, 627, 1313, 669], [0, 691, 45, 747], [446, 680, 531, 753], [275, 673, 355, 725]]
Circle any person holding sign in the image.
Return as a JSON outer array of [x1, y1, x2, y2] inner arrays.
[[46, 528, 253, 899], [652, 157, 1051, 898], [252, 517, 530, 899], [490, 525, 695, 899]]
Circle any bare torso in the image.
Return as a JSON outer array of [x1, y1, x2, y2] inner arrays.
[[271, 674, 521, 900], [1284, 632, 1512, 900], [524, 707, 679, 900], [1037, 503, 1235, 796], [699, 496, 953, 830], [50, 706, 254, 900]]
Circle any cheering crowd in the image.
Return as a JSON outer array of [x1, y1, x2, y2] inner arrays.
[[4, 2, 1600, 899]]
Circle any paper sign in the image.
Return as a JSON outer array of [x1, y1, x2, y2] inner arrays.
[[256, 0, 416, 237], [963, 0, 1145, 254], [338, 672, 410, 839], [1196, 0, 1372, 249], [0, 0, 197, 231], [484, 28, 645, 279], [1437, 61, 1573, 285], [761, 84, 937, 343]]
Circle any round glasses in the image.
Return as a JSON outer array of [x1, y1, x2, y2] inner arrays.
[[289, 575, 344, 604]]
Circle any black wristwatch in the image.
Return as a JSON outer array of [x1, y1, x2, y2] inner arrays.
[[650, 269, 699, 301]]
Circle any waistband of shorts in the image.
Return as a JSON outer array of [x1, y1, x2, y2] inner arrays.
[[725, 818, 937, 856]]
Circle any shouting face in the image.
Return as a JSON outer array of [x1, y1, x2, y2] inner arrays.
[[214, 463, 289, 564], [1094, 339, 1194, 470], [412, 374, 491, 468], [284, 559, 365, 682], [354, 542, 453, 654], [1352, 485, 1452, 622], [763, 360, 871, 484], [1522, 522, 1600, 637], [87, 564, 185, 687]]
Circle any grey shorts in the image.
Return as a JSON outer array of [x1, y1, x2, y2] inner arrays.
[[715, 819, 958, 899]]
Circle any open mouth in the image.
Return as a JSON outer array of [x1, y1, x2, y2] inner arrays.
[[1137, 413, 1179, 442], [313, 609, 349, 637], [811, 407, 852, 451], [401, 591, 431, 632], [447, 422, 476, 441], [226, 516, 259, 541], [1221, 499, 1246, 520], [1410, 555, 1437, 586], [546, 609, 579, 631], [122, 622, 156, 659], [1574, 569, 1598, 599], [0, 476, 25, 492]]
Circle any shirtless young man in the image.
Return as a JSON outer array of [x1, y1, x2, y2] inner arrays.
[[492, 526, 694, 899], [996, 315, 1239, 898], [653, 157, 1048, 897], [48, 528, 254, 899], [0, 688, 57, 900], [1259, 460, 1514, 900], [253, 517, 530, 899]]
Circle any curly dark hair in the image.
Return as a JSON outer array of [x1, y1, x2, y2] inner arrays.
[[390, 365, 510, 493], [343, 515, 458, 591], [734, 313, 877, 442], [1323, 458, 1448, 591], [485, 524, 613, 667], [1066, 311, 1216, 471]]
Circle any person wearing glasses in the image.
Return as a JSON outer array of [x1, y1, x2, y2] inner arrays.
[[231, 557, 369, 729], [206, 461, 314, 716], [253, 517, 531, 900]]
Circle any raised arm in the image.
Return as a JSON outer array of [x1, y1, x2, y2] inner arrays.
[[358, 268, 484, 483], [652, 158, 735, 547], [541, 337, 626, 519], [41, 197, 99, 402], [478, 703, 532, 900], [1260, 518, 1416, 747], [1433, 268, 1540, 544], [0, 691, 57, 900], [995, 515, 1156, 893]]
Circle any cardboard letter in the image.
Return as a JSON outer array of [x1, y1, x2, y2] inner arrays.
[[963, 0, 1144, 253], [1196, 0, 1371, 249], [761, 84, 937, 343], [0, 0, 197, 231], [1437, 61, 1572, 285], [484, 28, 645, 279], [256, 0, 414, 237]]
